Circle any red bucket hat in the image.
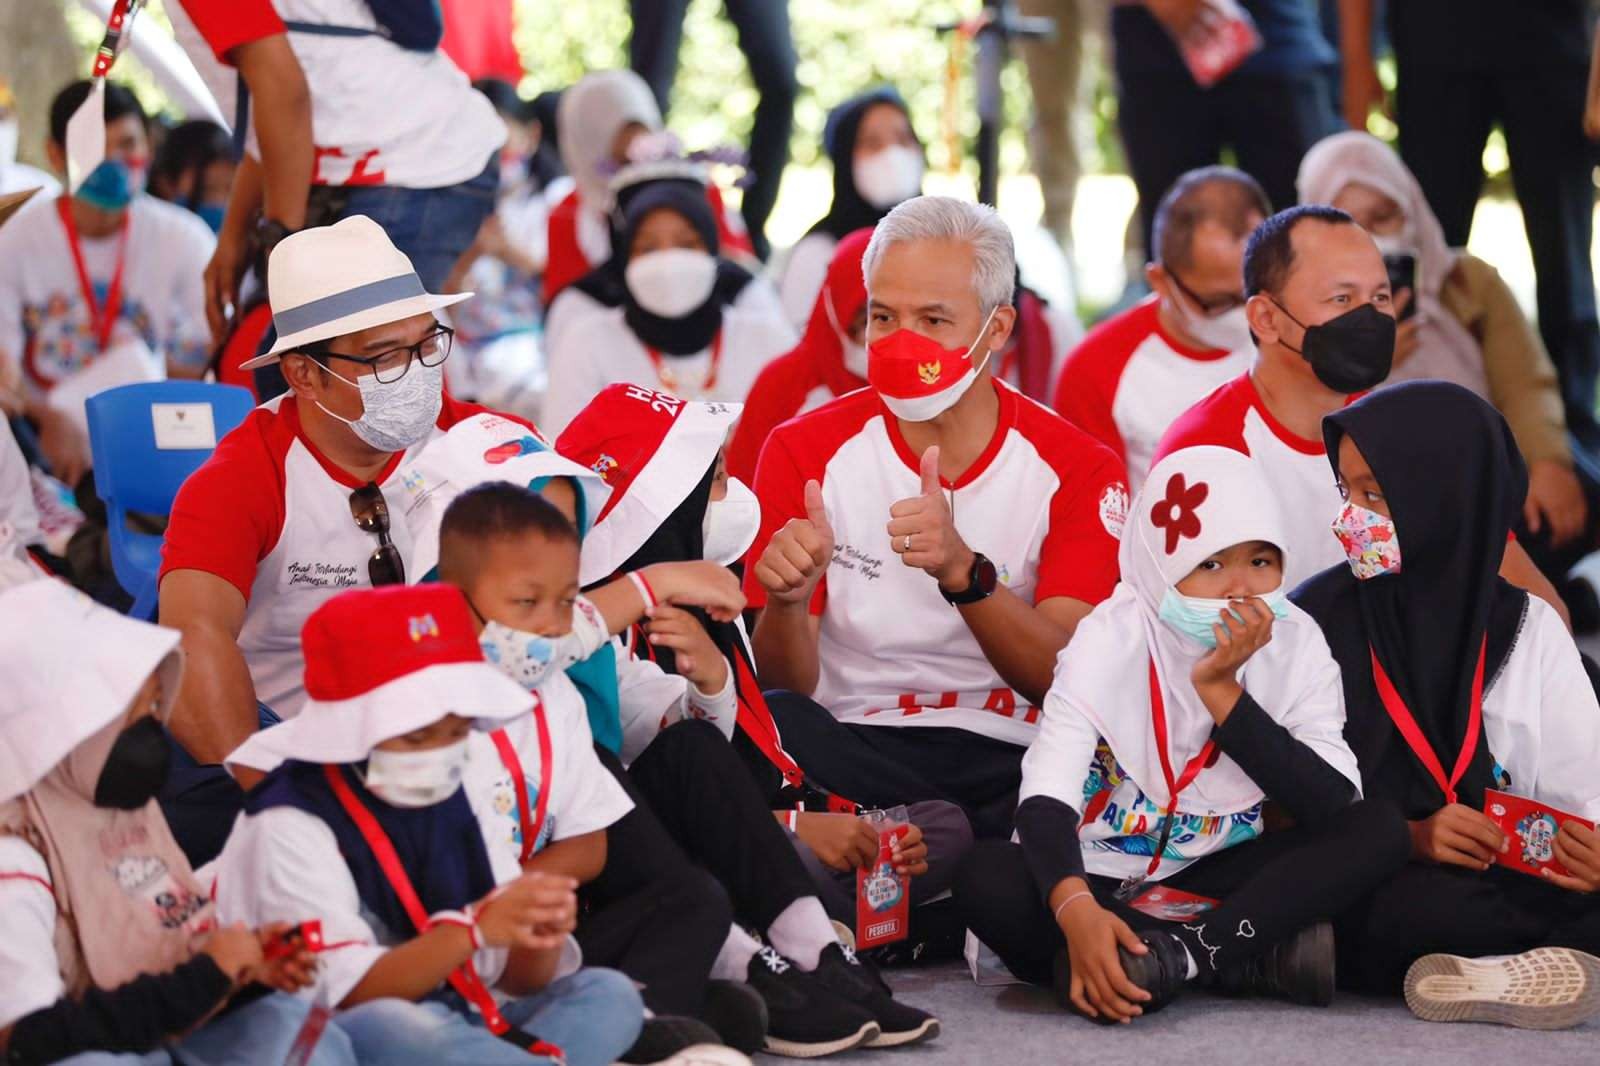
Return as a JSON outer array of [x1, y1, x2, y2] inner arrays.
[[227, 585, 532, 773], [555, 383, 740, 585]]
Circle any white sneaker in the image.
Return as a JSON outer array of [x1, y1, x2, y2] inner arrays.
[[649, 1045, 751, 1066], [1405, 947, 1600, 1030]]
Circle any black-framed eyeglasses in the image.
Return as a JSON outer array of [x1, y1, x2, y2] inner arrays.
[[308, 326, 455, 385], [1167, 269, 1247, 316], [350, 482, 406, 586]]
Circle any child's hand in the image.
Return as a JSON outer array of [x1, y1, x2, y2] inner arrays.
[[793, 811, 879, 871], [476, 873, 578, 951], [1057, 899, 1150, 1023], [890, 823, 928, 878], [200, 923, 263, 984], [1545, 821, 1600, 893], [1191, 598, 1274, 687], [1408, 804, 1506, 869], [645, 605, 730, 693], [644, 561, 747, 622], [249, 922, 319, 992]]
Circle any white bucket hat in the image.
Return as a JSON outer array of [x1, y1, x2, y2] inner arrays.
[[241, 215, 473, 368]]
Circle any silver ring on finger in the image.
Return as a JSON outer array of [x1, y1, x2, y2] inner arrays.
[[902, 534, 913, 553]]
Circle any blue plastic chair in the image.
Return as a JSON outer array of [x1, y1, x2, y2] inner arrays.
[[86, 381, 255, 619]]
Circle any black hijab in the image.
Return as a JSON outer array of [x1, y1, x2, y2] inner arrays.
[[1293, 381, 1529, 818], [807, 87, 921, 241], [572, 176, 753, 355]]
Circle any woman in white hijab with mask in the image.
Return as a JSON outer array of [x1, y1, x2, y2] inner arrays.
[[953, 446, 1410, 1024], [0, 579, 350, 1066], [542, 167, 795, 436], [1297, 131, 1590, 559]]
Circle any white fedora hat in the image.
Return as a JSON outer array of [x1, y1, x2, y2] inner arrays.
[[241, 215, 472, 369]]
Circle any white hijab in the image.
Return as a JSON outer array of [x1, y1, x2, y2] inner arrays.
[[1297, 131, 1487, 397], [557, 70, 663, 212], [1052, 446, 1359, 813]]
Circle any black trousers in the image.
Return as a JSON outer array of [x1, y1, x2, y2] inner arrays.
[[578, 743, 732, 1017], [1115, 64, 1337, 251], [627, 719, 821, 932], [628, 0, 796, 258], [1394, 54, 1600, 441], [765, 690, 1025, 839], [1340, 861, 1600, 995], [952, 798, 1410, 985]]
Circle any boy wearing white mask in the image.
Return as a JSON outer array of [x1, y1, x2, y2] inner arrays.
[[749, 196, 1129, 842], [1054, 167, 1263, 495], [543, 169, 795, 436], [216, 584, 645, 1066], [952, 446, 1409, 1021]]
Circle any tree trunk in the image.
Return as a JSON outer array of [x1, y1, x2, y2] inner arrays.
[[0, 0, 84, 168]]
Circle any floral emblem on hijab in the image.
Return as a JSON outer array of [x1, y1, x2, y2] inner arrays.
[[1152, 473, 1208, 555]]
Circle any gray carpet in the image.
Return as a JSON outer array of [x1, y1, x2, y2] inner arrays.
[[752, 963, 1596, 1065]]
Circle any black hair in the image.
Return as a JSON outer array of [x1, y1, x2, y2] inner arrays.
[[473, 78, 536, 124], [1243, 204, 1357, 299], [50, 80, 144, 147], [148, 119, 231, 204], [1152, 165, 1270, 274], [437, 481, 578, 583]]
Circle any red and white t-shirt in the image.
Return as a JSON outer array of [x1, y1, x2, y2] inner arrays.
[[745, 380, 1128, 747], [1153, 373, 1345, 590], [159, 394, 535, 718], [1053, 296, 1250, 495]]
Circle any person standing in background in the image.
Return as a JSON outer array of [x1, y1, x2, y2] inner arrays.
[[1339, 0, 1600, 457], [629, 0, 797, 262], [1017, 0, 1099, 254]]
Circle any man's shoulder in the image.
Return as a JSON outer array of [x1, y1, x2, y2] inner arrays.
[[178, 401, 295, 507], [768, 386, 881, 461], [1006, 383, 1126, 476], [0, 195, 61, 252], [1152, 372, 1255, 461], [1065, 297, 1163, 374]]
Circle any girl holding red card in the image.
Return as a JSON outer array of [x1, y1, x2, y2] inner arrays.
[[1297, 381, 1600, 1030]]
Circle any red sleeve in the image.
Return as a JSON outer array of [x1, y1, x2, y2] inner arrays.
[[158, 413, 285, 602], [725, 352, 807, 485], [1151, 377, 1250, 466], [175, 0, 286, 64], [1052, 335, 1131, 466], [1034, 436, 1129, 607], [743, 421, 827, 615], [541, 193, 586, 306], [707, 185, 756, 259]]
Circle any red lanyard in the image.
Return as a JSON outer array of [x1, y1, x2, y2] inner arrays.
[[91, 0, 142, 78], [643, 332, 722, 395], [1145, 657, 1218, 877], [489, 696, 554, 864], [733, 651, 805, 788], [1369, 638, 1485, 805], [56, 196, 130, 354], [322, 764, 514, 1036]]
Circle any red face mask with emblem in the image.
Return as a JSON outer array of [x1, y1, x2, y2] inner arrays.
[[867, 306, 997, 422]]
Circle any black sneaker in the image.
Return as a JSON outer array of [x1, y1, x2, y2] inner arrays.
[[702, 978, 769, 1055], [810, 942, 940, 1048], [622, 1016, 732, 1064], [1051, 929, 1189, 1022], [1216, 921, 1336, 1006], [745, 945, 879, 1058]]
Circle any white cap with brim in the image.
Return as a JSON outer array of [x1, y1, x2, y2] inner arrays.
[[0, 580, 184, 805], [226, 660, 532, 775], [241, 214, 472, 369]]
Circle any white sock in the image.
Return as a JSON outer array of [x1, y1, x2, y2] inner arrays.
[[710, 925, 762, 981], [765, 897, 836, 971], [1182, 944, 1199, 981]]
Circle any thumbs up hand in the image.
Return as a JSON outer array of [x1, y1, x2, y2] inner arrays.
[[755, 479, 837, 606], [888, 446, 974, 590]]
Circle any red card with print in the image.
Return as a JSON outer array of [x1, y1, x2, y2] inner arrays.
[[856, 811, 911, 949], [1128, 885, 1220, 922], [1484, 789, 1592, 879], [1178, 0, 1262, 88]]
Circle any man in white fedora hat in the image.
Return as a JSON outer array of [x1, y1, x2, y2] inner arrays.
[[154, 214, 536, 859]]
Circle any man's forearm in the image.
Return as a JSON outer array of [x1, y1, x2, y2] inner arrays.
[[1337, 0, 1374, 65], [220, 156, 265, 248], [751, 602, 821, 696], [233, 36, 311, 229], [957, 586, 1072, 706], [169, 622, 260, 764]]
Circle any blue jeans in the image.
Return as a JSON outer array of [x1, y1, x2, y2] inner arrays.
[[57, 991, 357, 1065], [338, 157, 500, 292], [333, 968, 643, 1066]]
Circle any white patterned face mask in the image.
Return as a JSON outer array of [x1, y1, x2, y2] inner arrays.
[[478, 620, 567, 690]]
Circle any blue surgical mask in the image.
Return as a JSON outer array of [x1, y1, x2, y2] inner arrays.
[[1158, 587, 1290, 648], [75, 159, 138, 212], [195, 202, 226, 233]]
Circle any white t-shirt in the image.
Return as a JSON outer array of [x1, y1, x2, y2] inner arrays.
[[0, 419, 41, 552], [776, 232, 836, 330], [0, 162, 59, 198], [745, 380, 1128, 747], [542, 298, 796, 436], [1155, 373, 1347, 590], [159, 394, 536, 717], [0, 195, 214, 402], [1055, 297, 1251, 495], [0, 839, 66, 1029], [268, 0, 504, 189]]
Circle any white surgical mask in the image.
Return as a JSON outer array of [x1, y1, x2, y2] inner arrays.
[[0, 118, 17, 166], [1169, 285, 1253, 353], [822, 288, 869, 379], [702, 477, 761, 565], [319, 360, 444, 453], [1370, 233, 1416, 260], [852, 145, 923, 210], [1157, 587, 1289, 648], [625, 248, 718, 318], [364, 738, 469, 808], [479, 619, 586, 690]]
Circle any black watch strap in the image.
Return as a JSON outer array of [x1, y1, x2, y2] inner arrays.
[[941, 552, 997, 606]]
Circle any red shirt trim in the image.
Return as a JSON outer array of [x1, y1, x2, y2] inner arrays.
[[881, 378, 1015, 490]]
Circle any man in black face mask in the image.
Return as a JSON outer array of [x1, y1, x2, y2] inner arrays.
[[1155, 205, 1567, 619]]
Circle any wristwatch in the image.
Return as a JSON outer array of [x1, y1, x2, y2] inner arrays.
[[940, 552, 998, 606]]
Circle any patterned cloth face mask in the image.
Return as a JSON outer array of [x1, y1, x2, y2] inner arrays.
[[1331, 501, 1402, 580]]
